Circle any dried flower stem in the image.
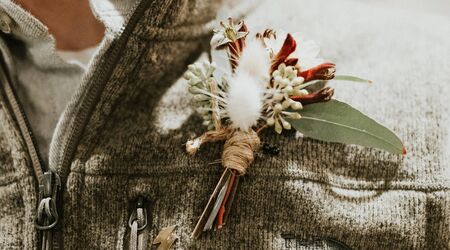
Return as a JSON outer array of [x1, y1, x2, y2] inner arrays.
[[222, 174, 239, 226], [191, 170, 231, 239], [216, 172, 236, 229]]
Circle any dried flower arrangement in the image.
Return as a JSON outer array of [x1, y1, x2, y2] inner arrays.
[[183, 18, 405, 239]]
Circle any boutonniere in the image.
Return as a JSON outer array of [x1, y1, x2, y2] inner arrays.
[[184, 18, 405, 238]]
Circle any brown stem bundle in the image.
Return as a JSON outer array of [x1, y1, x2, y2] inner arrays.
[[190, 128, 260, 239]]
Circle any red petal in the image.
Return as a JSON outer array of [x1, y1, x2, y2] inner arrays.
[[290, 87, 334, 105], [227, 22, 249, 71], [271, 33, 297, 72], [299, 62, 336, 82], [284, 58, 299, 67]]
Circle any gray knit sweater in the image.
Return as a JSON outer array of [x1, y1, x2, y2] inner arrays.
[[0, 0, 449, 249]]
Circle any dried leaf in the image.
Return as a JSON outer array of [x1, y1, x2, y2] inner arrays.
[[153, 225, 177, 250]]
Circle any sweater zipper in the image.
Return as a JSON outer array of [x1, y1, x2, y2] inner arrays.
[[0, 59, 60, 249], [128, 196, 149, 250], [48, 0, 151, 184], [2, 0, 153, 249]]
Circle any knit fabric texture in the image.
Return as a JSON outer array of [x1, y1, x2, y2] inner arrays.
[[0, 0, 449, 249]]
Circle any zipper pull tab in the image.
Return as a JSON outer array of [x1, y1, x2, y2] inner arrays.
[[35, 171, 61, 249], [128, 196, 148, 250]]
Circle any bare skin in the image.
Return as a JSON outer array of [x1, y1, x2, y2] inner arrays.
[[14, 0, 105, 50]]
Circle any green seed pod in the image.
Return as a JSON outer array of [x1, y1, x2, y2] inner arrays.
[[274, 118, 283, 134], [193, 94, 210, 102], [266, 116, 275, 126], [188, 86, 203, 94]]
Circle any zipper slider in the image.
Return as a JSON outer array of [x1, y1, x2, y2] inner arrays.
[[35, 171, 61, 230], [128, 196, 148, 250], [35, 171, 61, 250]]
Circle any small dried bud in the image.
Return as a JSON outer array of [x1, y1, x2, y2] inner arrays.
[[281, 119, 291, 130], [290, 87, 335, 105], [274, 103, 283, 112], [299, 62, 336, 82], [289, 112, 302, 119], [290, 101, 302, 110], [267, 116, 275, 126]]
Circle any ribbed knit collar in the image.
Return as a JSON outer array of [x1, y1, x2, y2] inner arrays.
[[0, 0, 138, 69]]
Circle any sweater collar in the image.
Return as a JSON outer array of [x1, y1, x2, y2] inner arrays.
[[0, 0, 138, 69]]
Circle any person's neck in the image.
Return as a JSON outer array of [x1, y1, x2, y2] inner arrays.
[[14, 0, 105, 51]]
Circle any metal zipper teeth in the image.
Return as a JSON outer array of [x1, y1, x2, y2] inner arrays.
[[53, 0, 151, 182], [0, 58, 45, 181]]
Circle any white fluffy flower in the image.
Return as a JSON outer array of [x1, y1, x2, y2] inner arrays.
[[264, 30, 324, 70], [224, 39, 270, 130], [236, 39, 271, 82], [226, 71, 264, 131]]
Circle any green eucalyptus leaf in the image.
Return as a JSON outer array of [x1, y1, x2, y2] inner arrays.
[[287, 100, 405, 154], [333, 75, 372, 83]]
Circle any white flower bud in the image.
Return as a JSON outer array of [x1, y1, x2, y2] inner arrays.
[[289, 112, 302, 119], [183, 72, 190, 80], [292, 77, 304, 85], [272, 70, 280, 78], [283, 85, 293, 94], [282, 99, 291, 109], [281, 78, 290, 87], [275, 119, 283, 134], [274, 103, 283, 112], [266, 116, 275, 126], [282, 120, 291, 130], [299, 89, 309, 95], [293, 88, 308, 96], [274, 76, 282, 84], [285, 66, 293, 75], [291, 101, 303, 110], [188, 64, 196, 72], [273, 93, 284, 101]]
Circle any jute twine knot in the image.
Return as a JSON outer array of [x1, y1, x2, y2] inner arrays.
[[222, 129, 260, 175], [186, 128, 260, 175]]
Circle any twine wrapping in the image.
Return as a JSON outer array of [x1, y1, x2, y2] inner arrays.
[[186, 128, 232, 155], [222, 130, 260, 175], [186, 128, 260, 175]]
